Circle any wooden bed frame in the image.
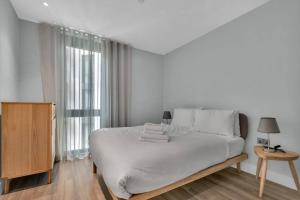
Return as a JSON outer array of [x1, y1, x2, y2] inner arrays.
[[93, 114, 248, 200]]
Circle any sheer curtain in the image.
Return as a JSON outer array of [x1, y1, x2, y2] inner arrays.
[[55, 27, 102, 160], [39, 24, 132, 160]]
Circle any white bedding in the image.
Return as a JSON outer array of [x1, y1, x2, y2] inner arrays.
[[89, 126, 244, 199], [221, 135, 245, 158]]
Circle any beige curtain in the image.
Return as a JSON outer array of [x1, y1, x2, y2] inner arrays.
[[39, 24, 132, 160], [39, 24, 56, 102], [39, 24, 62, 160], [101, 40, 132, 128]]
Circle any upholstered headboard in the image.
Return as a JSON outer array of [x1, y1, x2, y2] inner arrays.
[[239, 113, 248, 139]]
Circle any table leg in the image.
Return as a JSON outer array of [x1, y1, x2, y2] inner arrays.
[[288, 160, 300, 191], [47, 169, 52, 184], [3, 178, 10, 194], [259, 159, 268, 197], [256, 158, 263, 179]]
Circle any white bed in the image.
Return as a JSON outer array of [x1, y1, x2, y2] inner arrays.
[[90, 126, 245, 199]]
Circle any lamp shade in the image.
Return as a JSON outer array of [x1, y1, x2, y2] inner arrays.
[[257, 117, 280, 133], [162, 111, 172, 119]]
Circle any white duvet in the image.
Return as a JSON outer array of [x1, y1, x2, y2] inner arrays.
[[89, 126, 244, 199]]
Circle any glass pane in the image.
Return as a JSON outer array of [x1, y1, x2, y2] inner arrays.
[[65, 46, 101, 153]]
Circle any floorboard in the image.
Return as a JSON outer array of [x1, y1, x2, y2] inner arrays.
[[0, 159, 299, 200]]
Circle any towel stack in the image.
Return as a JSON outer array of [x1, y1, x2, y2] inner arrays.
[[139, 123, 170, 143]]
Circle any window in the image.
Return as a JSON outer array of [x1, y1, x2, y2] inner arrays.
[[64, 46, 101, 158]]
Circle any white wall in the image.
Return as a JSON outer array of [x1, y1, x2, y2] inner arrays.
[[18, 20, 43, 101], [163, 0, 300, 189], [0, 0, 20, 193], [0, 0, 20, 102], [131, 49, 163, 126]]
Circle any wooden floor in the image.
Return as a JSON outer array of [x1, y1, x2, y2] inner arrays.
[[1, 159, 299, 200]]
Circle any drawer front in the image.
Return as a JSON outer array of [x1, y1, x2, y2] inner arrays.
[[1, 104, 33, 178], [1, 103, 52, 178], [31, 104, 52, 172]]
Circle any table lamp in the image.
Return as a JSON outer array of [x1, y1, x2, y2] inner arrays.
[[162, 111, 172, 124], [257, 117, 280, 152]]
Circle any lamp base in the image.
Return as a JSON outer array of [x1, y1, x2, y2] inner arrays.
[[263, 134, 275, 152], [161, 119, 171, 125]]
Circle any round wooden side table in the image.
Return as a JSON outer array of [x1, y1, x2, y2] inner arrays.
[[254, 145, 300, 197]]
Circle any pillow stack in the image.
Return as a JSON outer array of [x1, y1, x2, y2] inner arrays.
[[171, 108, 240, 137], [139, 123, 170, 143]]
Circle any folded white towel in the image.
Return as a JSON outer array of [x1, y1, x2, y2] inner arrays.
[[144, 123, 162, 131], [143, 129, 165, 135], [141, 133, 169, 140], [139, 136, 169, 143]]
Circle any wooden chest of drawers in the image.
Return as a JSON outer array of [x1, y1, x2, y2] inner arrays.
[[1, 102, 55, 193]]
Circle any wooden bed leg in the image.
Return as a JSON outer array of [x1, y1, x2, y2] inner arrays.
[[93, 162, 97, 174], [237, 162, 241, 173]]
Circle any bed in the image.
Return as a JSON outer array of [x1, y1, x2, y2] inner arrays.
[[90, 113, 248, 200]]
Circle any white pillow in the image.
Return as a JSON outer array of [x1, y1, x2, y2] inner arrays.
[[234, 111, 241, 137], [171, 108, 202, 128], [193, 110, 235, 136]]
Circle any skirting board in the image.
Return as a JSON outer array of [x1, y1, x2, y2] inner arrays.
[[240, 162, 298, 190]]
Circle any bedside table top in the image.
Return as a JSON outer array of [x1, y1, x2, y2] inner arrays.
[[254, 145, 299, 161]]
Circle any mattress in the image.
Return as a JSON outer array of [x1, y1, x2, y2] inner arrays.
[[89, 126, 244, 199], [220, 135, 245, 158]]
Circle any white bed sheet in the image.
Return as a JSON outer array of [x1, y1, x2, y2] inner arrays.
[[90, 126, 244, 199], [221, 135, 245, 158]]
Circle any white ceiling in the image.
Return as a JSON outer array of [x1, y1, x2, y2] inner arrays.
[[10, 0, 270, 55]]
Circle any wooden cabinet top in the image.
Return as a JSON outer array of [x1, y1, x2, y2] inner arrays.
[[1, 102, 54, 105]]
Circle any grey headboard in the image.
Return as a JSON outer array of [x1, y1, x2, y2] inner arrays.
[[239, 113, 248, 139]]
